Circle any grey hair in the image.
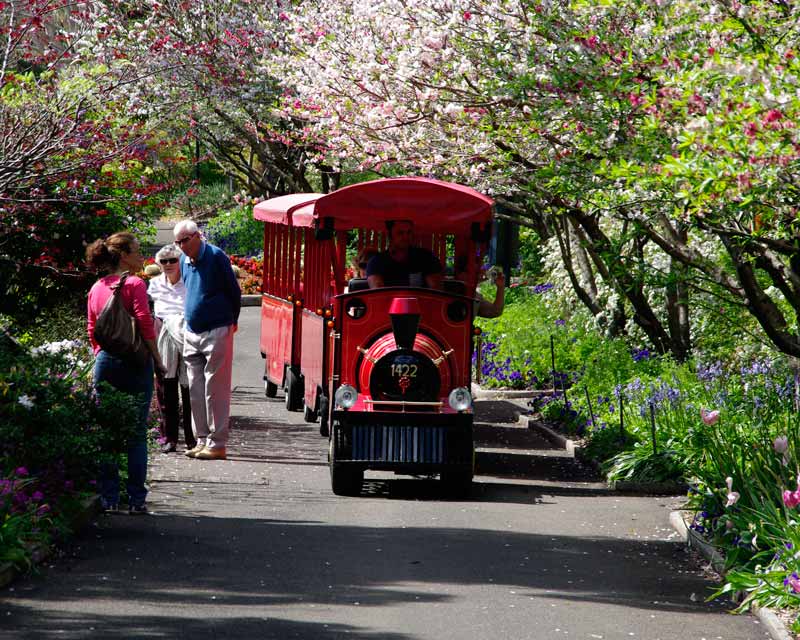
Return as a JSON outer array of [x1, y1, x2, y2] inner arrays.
[[173, 219, 199, 237], [155, 243, 182, 262]]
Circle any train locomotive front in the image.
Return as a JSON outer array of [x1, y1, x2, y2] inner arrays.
[[328, 286, 476, 495], [254, 177, 494, 497]]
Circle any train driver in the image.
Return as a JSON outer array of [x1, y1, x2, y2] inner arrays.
[[366, 220, 443, 289]]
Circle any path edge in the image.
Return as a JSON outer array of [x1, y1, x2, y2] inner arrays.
[[669, 510, 794, 640], [0, 494, 101, 590]]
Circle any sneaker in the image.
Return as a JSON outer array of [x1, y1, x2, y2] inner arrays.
[[195, 447, 227, 460], [161, 442, 177, 454], [185, 443, 206, 458], [128, 504, 148, 515], [102, 502, 120, 514]]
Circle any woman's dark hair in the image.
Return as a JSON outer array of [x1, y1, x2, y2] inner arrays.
[[85, 232, 137, 270], [354, 246, 379, 270]]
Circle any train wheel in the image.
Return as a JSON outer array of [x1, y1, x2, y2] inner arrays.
[[440, 470, 473, 497], [303, 401, 318, 423], [329, 431, 362, 496], [284, 368, 303, 411], [319, 394, 330, 438], [264, 379, 278, 398]]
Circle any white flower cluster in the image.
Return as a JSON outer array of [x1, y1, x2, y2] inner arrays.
[[30, 339, 84, 357]]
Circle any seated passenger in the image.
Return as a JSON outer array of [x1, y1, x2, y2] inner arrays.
[[367, 220, 443, 289], [455, 254, 505, 318], [353, 246, 379, 279]]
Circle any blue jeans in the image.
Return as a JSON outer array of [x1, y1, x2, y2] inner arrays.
[[94, 351, 154, 508]]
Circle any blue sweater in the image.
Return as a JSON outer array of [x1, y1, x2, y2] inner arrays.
[[181, 242, 241, 334]]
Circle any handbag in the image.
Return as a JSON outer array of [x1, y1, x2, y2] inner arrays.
[[93, 272, 151, 367]]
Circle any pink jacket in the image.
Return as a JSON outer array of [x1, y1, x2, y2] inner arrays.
[[87, 274, 156, 355]]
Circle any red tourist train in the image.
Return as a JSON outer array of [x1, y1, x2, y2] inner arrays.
[[253, 177, 494, 495]]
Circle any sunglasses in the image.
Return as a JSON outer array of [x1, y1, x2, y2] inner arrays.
[[159, 258, 179, 265], [175, 232, 197, 246]]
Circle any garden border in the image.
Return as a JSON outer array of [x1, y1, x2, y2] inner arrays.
[[0, 494, 100, 590], [669, 509, 794, 640], [527, 419, 691, 495]]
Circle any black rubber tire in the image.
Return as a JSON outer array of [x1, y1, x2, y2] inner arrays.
[[265, 379, 278, 398], [284, 368, 303, 412], [440, 470, 473, 497], [303, 401, 318, 423], [329, 431, 362, 496], [318, 394, 330, 438]]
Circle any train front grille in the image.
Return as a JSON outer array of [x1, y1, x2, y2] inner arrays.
[[351, 425, 446, 464]]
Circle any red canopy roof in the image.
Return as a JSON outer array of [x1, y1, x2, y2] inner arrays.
[[314, 177, 493, 233], [253, 178, 493, 233], [253, 193, 322, 227]]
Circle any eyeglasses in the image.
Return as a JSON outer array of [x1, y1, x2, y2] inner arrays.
[[159, 258, 179, 265], [175, 232, 197, 246]]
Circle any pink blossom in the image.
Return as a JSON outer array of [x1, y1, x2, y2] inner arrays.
[[701, 408, 720, 425], [783, 478, 800, 508], [463, 11, 471, 20], [774, 435, 789, 454], [783, 490, 800, 508]]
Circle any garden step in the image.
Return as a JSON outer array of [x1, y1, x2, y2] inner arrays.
[[475, 447, 601, 482], [473, 422, 559, 450]]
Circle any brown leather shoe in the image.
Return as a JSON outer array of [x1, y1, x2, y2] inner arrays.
[[195, 447, 227, 460], [185, 443, 206, 458]]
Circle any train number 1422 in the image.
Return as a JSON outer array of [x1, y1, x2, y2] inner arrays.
[[391, 363, 418, 378]]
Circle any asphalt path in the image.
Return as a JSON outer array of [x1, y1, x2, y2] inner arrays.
[[0, 307, 768, 639]]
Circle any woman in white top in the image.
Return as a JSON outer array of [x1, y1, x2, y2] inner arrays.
[[148, 244, 196, 453]]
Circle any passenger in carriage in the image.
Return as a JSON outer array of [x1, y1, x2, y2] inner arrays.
[[353, 245, 379, 279], [455, 253, 506, 318], [366, 220, 443, 289]]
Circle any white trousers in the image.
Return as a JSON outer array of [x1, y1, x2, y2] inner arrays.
[[183, 325, 234, 449]]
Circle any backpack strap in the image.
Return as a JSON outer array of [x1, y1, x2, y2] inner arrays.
[[111, 271, 130, 293]]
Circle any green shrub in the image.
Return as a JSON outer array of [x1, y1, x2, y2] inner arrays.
[[0, 337, 138, 484], [204, 204, 263, 257]]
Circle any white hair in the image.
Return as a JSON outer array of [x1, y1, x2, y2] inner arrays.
[[155, 243, 181, 262], [173, 219, 199, 237]]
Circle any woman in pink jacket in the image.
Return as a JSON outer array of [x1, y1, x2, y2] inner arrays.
[[86, 232, 164, 515]]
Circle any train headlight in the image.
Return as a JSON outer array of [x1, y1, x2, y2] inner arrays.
[[334, 384, 358, 410], [448, 387, 472, 412]]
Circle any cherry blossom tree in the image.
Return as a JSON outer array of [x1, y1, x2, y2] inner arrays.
[[281, 0, 800, 359], [91, 0, 327, 197], [0, 1, 177, 322]]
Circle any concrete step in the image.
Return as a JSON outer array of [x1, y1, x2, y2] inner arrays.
[[475, 447, 600, 482], [473, 422, 558, 450]]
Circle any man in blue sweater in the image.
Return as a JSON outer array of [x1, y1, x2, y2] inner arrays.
[[174, 220, 241, 460]]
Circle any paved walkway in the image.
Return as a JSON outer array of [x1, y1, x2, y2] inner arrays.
[[0, 308, 770, 640]]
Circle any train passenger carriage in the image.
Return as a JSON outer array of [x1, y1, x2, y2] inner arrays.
[[254, 178, 494, 496]]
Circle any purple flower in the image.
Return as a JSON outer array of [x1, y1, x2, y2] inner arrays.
[[696, 361, 723, 382], [31, 491, 44, 502], [14, 467, 28, 477], [784, 572, 800, 594], [632, 348, 650, 362], [555, 318, 566, 326]]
